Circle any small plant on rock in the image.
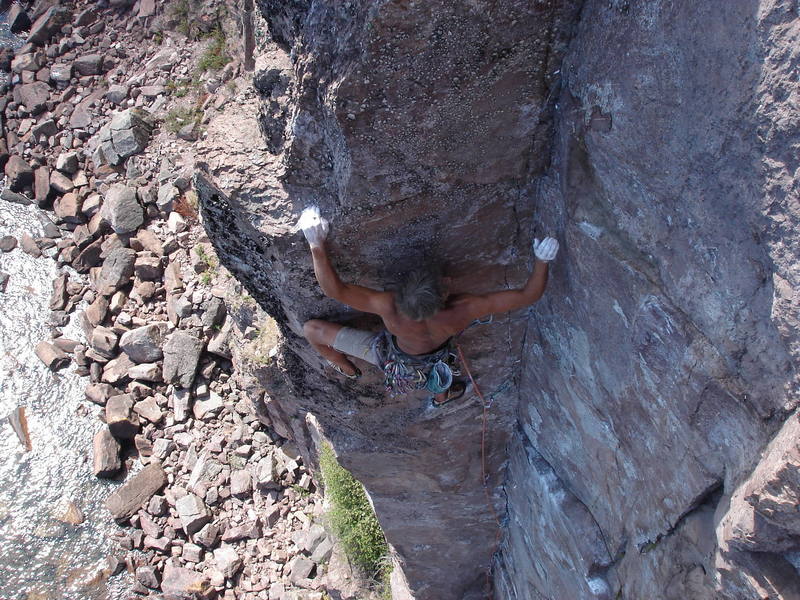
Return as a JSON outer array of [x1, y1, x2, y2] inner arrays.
[[198, 29, 231, 72], [319, 443, 391, 586]]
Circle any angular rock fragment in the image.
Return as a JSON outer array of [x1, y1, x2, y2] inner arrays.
[[160, 564, 210, 600], [105, 463, 167, 521], [92, 427, 121, 478], [213, 545, 242, 579], [193, 521, 219, 548], [7, 4, 31, 33], [175, 493, 210, 535], [96, 247, 136, 295], [102, 353, 135, 384], [162, 331, 204, 388], [287, 555, 314, 585], [119, 324, 164, 363], [105, 394, 139, 439], [20, 234, 41, 258], [91, 325, 118, 359], [128, 362, 162, 382], [135, 565, 160, 589], [85, 294, 109, 327], [49, 274, 69, 310], [93, 108, 155, 166], [74, 53, 104, 76], [133, 397, 163, 423], [192, 392, 223, 421], [5, 155, 34, 191], [14, 82, 50, 115], [134, 255, 163, 280], [85, 383, 121, 406], [173, 387, 192, 422], [35, 341, 69, 370], [27, 6, 72, 44], [103, 184, 143, 234], [230, 470, 252, 497], [55, 152, 79, 175]]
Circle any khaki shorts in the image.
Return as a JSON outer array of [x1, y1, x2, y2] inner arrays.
[[332, 327, 380, 366]]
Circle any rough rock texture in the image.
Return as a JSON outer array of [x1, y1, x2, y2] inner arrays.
[[196, 0, 800, 599], [199, 0, 580, 597]]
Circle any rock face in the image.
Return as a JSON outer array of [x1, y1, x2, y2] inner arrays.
[[195, 1, 800, 599]]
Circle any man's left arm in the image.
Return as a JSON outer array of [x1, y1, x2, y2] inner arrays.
[[299, 207, 391, 316]]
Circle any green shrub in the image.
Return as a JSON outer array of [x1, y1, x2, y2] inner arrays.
[[165, 106, 201, 133], [198, 29, 231, 72], [318, 443, 390, 581]]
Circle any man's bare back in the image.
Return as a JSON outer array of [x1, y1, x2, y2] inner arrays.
[[296, 205, 559, 401]]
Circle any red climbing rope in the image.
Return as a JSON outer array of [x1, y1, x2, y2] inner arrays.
[[455, 343, 502, 600]]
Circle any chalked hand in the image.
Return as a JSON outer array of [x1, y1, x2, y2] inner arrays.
[[533, 237, 559, 262], [298, 206, 330, 248]]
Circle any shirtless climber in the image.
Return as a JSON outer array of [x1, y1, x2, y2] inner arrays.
[[298, 207, 559, 406]]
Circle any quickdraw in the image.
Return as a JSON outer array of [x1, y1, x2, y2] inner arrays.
[[371, 330, 458, 396]]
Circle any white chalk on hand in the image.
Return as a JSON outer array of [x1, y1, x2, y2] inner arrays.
[[297, 205, 330, 248]]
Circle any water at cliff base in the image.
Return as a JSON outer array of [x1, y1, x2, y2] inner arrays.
[[0, 199, 128, 600]]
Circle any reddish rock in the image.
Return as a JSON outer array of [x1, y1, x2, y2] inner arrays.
[[5, 155, 33, 191], [105, 463, 167, 521], [92, 427, 121, 478], [35, 341, 69, 370]]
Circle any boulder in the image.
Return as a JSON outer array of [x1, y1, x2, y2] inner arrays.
[[5, 155, 34, 191], [27, 6, 72, 44], [175, 493, 210, 535], [34, 166, 51, 207], [103, 184, 143, 234], [53, 193, 81, 223], [93, 108, 155, 166], [157, 182, 179, 212], [55, 152, 79, 174], [72, 237, 104, 273], [162, 331, 204, 388], [105, 394, 139, 439], [0, 236, 18, 252], [133, 397, 163, 423], [105, 463, 167, 521], [14, 82, 50, 115], [213, 545, 242, 579], [119, 324, 164, 363], [96, 247, 136, 295], [102, 353, 135, 384], [19, 233, 41, 258], [105, 84, 129, 105], [90, 326, 118, 359], [31, 118, 57, 139], [73, 54, 103, 76], [85, 383, 122, 406], [160, 564, 211, 600], [35, 341, 69, 370], [49, 63, 71, 86], [49, 274, 68, 310], [134, 255, 162, 281], [7, 4, 31, 33], [128, 362, 161, 382], [92, 427, 121, 478], [230, 470, 252, 497], [287, 555, 314, 585]]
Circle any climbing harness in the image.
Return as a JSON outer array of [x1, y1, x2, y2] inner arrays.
[[371, 330, 459, 396]]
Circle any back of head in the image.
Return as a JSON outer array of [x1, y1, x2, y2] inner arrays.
[[395, 269, 443, 321]]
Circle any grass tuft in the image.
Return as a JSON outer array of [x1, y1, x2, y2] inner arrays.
[[319, 443, 391, 584], [198, 29, 231, 72]]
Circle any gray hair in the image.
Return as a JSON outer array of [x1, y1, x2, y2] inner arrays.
[[395, 269, 443, 321]]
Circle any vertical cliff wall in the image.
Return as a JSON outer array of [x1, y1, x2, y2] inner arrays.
[[496, 1, 800, 598], [198, 1, 581, 598], [197, 0, 800, 598]]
